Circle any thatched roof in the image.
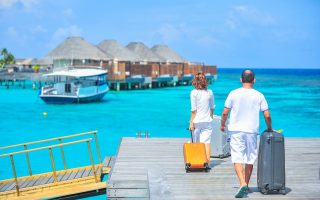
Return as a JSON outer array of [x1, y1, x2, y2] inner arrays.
[[44, 37, 111, 61], [126, 42, 165, 62], [97, 40, 139, 62], [151, 45, 186, 63]]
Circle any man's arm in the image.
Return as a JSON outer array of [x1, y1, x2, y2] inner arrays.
[[263, 109, 273, 131], [220, 107, 230, 132]]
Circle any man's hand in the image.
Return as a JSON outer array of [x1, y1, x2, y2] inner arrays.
[[221, 107, 230, 133]]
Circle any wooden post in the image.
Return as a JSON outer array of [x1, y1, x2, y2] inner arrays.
[[86, 141, 98, 183], [93, 132, 102, 164], [116, 82, 120, 91], [23, 145, 32, 176], [49, 148, 58, 183], [59, 139, 67, 170], [10, 155, 20, 196]]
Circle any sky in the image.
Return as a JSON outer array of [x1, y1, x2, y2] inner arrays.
[[0, 0, 319, 68]]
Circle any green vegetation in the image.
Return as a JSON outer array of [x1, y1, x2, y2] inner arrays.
[[0, 48, 15, 68], [32, 65, 40, 72]]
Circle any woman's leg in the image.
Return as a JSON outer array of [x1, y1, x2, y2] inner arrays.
[[205, 143, 210, 161]]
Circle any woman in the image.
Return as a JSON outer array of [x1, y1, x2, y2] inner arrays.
[[189, 72, 215, 162]]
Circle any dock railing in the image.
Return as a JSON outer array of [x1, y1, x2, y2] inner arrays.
[[0, 130, 102, 196]]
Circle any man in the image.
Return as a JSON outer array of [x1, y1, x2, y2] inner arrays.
[[220, 69, 273, 198]]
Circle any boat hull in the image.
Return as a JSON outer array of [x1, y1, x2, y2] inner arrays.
[[40, 91, 107, 104]]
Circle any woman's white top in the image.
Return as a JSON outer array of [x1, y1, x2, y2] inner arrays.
[[190, 89, 215, 123]]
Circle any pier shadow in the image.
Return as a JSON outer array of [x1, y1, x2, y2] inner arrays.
[[237, 186, 292, 195], [209, 159, 226, 168]]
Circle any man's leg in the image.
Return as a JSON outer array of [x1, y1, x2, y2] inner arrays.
[[245, 164, 253, 186], [234, 163, 247, 187], [230, 132, 248, 198], [245, 133, 258, 188]]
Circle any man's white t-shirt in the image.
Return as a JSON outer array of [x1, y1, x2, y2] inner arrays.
[[225, 87, 268, 134], [190, 89, 215, 123]]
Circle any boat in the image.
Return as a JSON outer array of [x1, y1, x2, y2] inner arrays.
[[39, 68, 109, 104]]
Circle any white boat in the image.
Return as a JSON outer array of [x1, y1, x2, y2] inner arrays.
[[39, 68, 109, 104]]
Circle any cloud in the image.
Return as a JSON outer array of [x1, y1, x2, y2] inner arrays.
[[5, 26, 28, 45], [30, 25, 47, 34], [0, 0, 39, 9], [196, 36, 220, 47], [20, 0, 38, 9], [48, 25, 82, 48], [63, 8, 73, 18], [0, 0, 16, 9], [154, 23, 183, 43], [226, 5, 276, 31], [6, 26, 18, 37]]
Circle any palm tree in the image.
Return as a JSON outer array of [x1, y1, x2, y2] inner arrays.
[[0, 48, 15, 68]]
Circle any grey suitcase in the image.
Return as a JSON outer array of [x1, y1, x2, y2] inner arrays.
[[257, 131, 286, 195], [210, 115, 231, 158]]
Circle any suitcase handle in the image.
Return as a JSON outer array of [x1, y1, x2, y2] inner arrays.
[[186, 128, 194, 143]]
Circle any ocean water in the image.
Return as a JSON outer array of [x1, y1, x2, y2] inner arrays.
[[0, 68, 319, 198]]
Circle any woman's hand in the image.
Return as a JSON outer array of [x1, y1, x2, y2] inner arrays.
[[189, 122, 195, 131]]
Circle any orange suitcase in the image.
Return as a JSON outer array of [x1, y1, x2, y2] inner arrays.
[[183, 130, 210, 172]]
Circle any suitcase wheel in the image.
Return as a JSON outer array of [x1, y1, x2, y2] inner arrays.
[[260, 188, 268, 195], [204, 163, 210, 172], [185, 163, 191, 173], [280, 189, 286, 195]]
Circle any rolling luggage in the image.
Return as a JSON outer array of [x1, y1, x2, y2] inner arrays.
[[257, 130, 286, 195], [210, 115, 230, 158], [183, 130, 210, 172]]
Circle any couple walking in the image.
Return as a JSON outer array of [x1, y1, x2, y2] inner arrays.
[[188, 69, 273, 198]]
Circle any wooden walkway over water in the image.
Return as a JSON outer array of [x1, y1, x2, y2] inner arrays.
[[0, 165, 104, 199], [107, 137, 320, 200], [0, 131, 112, 200]]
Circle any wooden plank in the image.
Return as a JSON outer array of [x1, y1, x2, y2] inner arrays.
[[74, 169, 86, 179], [0, 181, 15, 192], [66, 170, 78, 180], [108, 180, 148, 189], [9, 181, 106, 200], [148, 167, 174, 200], [82, 168, 92, 178], [30, 175, 46, 187], [107, 188, 149, 198], [19, 176, 35, 189], [37, 174, 52, 185], [102, 156, 112, 167], [107, 137, 320, 199]]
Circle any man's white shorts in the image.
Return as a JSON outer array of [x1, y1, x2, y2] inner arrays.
[[229, 131, 258, 164], [193, 122, 212, 144]]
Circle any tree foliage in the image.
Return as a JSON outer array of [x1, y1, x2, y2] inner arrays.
[[0, 48, 15, 68]]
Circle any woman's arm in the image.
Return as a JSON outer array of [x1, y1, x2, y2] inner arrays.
[[189, 110, 196, 130]]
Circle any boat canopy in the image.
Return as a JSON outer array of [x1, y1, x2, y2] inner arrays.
[[43, 69, 107, 78]]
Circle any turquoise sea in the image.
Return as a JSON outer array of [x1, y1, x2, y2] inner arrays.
[[0, 68, 319, 198]]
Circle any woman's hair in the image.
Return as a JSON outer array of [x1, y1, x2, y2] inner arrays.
[[192, 72, 208, 90]]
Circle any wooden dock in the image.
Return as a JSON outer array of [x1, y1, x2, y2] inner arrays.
[[0, 165, 104, 200], [0, 131, 112, 200], [107, 137, 320, 199]]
